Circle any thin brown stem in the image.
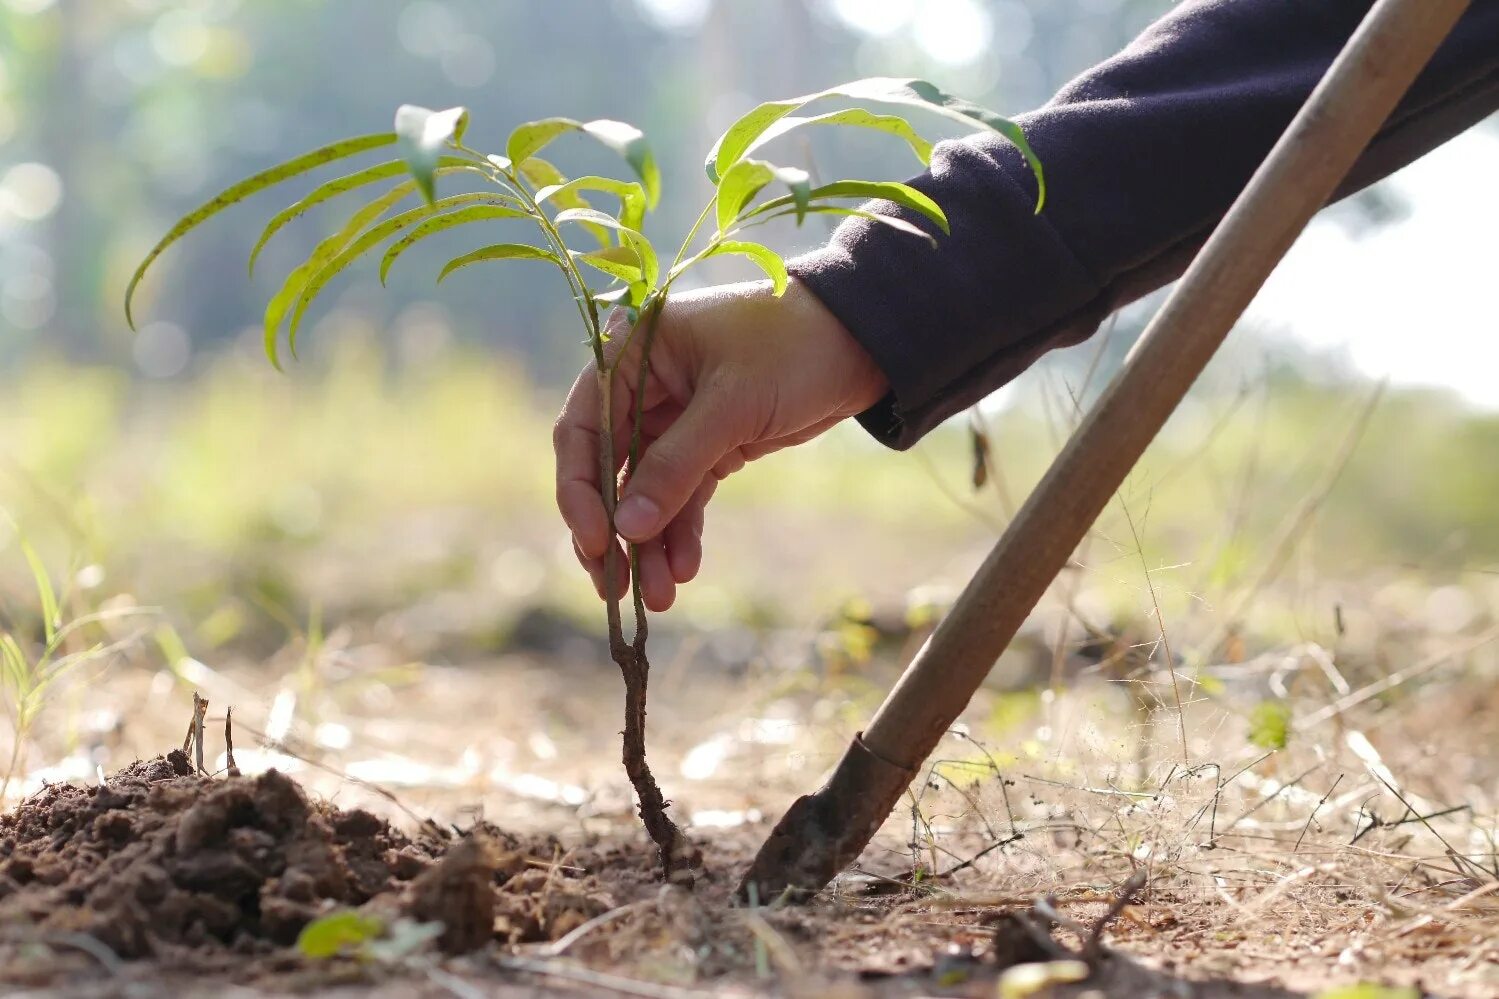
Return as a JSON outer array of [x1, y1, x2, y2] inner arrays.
[[624, 299, 700, 880], [597, 298, 699, 882]]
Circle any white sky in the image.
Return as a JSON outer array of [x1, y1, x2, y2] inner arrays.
[[1250, 126, 1499, 408]]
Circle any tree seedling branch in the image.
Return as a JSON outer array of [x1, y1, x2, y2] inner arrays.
[[123, 76, 1042, 882]]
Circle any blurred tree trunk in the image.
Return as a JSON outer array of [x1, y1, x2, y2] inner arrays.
[[40, 0, 99, 359]]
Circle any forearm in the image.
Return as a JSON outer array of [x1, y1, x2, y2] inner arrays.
[[791, 0, 1499, 449]]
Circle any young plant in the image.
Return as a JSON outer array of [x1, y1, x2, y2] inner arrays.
[[0, 538, 151, 800], [125, 77, 1043, 880]]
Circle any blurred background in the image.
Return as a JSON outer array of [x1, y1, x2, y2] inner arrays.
[[0, 0, 1496, 844]]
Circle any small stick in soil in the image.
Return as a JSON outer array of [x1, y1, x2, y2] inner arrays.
[[1295, 773, 1343, 851], [193, 693, 207, 774], [1083, 869, 1149, 959], [224, 706, 241, 777], [183, 692, 209, 774]]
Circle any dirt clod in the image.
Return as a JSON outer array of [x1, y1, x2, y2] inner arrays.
[[404, 833, 498, 953], [0, 753, 614, 975]]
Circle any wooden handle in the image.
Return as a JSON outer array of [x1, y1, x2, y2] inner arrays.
[[861, 0, 1472, 768]]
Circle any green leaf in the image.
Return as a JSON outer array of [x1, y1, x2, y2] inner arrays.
[[395, 105, 469, 205], [537, 176, 648, 232], [125, 132, 397, 328], [20, 541, 59, 645], [753, 204, 937, 245], [287, 193, 517, 348], [706, 77, 1043, 209], [506, 118, 660, 209], [297, 911, 385, 959], [571, 245, 644, 285], [379, 204, 530, 284], [515, 157, 565, 189], [715, 160, 774, 233], [747, 108, 934, 165], [506, 118, 584, 170], [363, 919, 444, 962], [263, 181, 418, 368], [998, 961, 1090, 999], [554, 208, 658, 288], [437, 243, 560, 283], [1, 634, 31, 695], [593, 284, 648, 312], [248, 157, 492, 275], [749, 179, 947, 234], [778, 166, 811, 223], [581, 119, 661, 211], [715, 160, 809, 232], [1311, 987, 1419, 999], [516, 159, 609, 247], [1248, 700, 1291, 751], [705, 241, 788, 296]]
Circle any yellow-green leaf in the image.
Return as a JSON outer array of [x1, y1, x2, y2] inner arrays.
[[704, 241, 788, 296], [287, 193, 518, 348], [125, 132, 397, 328], [706, 77, 1043, 209], [748, 179, 948, 234], [747, 108, 934, 165], [998, 960, 1090, 999], [20, 541, 59, 645], [537, 176, 648, 232], [297, 911, 384, 959], [262, 180, 417, 368], [572, 245, 644, 285], [754, 204, 936, 245], [1312, 986, 1420, 999], [553, 208, 658, 288], [437, 243, 560, 283], [379, 204, 530, 283], [249, 157, 489, 275], [507, 118, 660, 209], [1248, 700, 1292, 751]]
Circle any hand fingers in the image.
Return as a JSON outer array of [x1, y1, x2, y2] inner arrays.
[[576, 537, 629, 601], [555, 364, 612, 559], [613, 388, 742, 543], [555, 324, 652, 559], [664, 477, 714, 583], [637, 539, 676, 612]]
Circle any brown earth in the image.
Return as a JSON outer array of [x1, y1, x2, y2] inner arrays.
[[0, 752, 617, 988], [0, 752, 1349, 997]]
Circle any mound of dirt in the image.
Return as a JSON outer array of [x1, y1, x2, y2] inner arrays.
[[0, 752, 613, 964]]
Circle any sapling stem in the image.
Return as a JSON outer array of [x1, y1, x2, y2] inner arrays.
[[124, 78, 1038, 890]]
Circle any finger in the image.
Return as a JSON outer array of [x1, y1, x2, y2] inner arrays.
[[555, 365, 612, 559], [614, 388, 742, 543], [575, 537, 629, 601], [665, 478, 714, 583], [636, 539, 676, 612], [710, 449, 747, 482], [639, 401, 685, 440]]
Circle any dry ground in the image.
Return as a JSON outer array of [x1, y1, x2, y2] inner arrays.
[[1, 594, 1495, 998]]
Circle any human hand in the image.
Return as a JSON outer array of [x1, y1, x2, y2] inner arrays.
[[554, 278, 889, 611]]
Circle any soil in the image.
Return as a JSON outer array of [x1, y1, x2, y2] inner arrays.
[[0, 753, 1470, 997], [0, 751, 615, 990]]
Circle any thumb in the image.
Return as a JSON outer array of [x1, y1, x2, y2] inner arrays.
[[614, 388, 742, 543]]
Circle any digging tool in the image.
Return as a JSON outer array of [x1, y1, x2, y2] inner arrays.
[[740, 0, 1472, 901]]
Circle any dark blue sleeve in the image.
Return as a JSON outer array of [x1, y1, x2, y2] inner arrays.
[[789, 0, 1499, 449]]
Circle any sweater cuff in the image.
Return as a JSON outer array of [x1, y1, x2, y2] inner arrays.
[[787, 133, 1099, 450]]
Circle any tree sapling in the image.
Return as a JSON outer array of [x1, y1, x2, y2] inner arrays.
[[124, 77, 1043, 881]]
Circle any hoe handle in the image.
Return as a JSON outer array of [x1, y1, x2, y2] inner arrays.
[[742, 0, 1471, 900]]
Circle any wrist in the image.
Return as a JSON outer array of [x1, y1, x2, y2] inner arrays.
[[785, 276, 890, 413]]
